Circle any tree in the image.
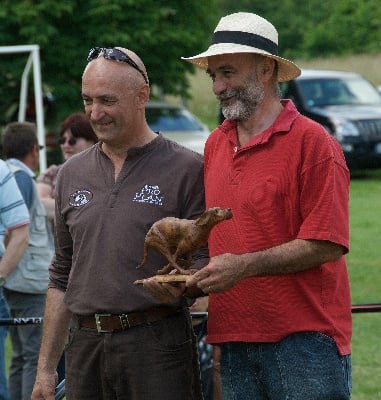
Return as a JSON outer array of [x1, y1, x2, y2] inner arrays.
[[301, 0, 381, 57], [3, 0, 381, 129], [215, 0, 381, 59], [0, 0, 219, 127]]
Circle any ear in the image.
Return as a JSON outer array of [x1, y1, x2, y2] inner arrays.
[[33, 144, 40, 156], [195, 211, 210, 226], [261, 58, 276, 81], [136, 83, 150, 109]]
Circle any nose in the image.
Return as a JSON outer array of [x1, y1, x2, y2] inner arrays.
[[88, 102, 104, 122], [213, 76, 228, 96], [213, 80, 222, 96]]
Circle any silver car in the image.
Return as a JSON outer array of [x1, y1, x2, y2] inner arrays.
[[146, 101, 209, 154]]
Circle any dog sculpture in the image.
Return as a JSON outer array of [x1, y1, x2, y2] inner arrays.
[[136, 207, 232, 275]]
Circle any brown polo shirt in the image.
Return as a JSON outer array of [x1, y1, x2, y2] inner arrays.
[[49, 134, 207, 315]]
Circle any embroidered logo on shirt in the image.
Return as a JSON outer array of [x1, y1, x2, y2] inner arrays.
[[133, 184, 163, 206], [69, 189, 93, 207]]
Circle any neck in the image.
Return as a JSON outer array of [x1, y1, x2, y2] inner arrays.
[[15, 155, 36, 172], [101, 128, 157, 181], [237, 97, 283, 146]]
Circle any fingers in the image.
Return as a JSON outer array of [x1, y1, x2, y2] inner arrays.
[[142, 277, 186, 303], [186, 268, 210, 287], [186, 273, 216, 294]]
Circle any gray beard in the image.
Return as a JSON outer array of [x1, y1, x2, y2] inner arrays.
[[222, 99, 254, 121], [220, 74, 265, 122]]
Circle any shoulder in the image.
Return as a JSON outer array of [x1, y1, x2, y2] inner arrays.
[[293, 114, 339, 149], [60, 145, 97, 172], [56, 146, 99, 187], [0, 160, 11, 182], [0, 159, 6, 170], [13, 169, 33, 189], [291, 115, 348, 170], [0, 172, 29, 226], [294, 113, 327, 133]]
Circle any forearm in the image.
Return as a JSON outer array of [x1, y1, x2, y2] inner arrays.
[[40, 197, 55, 221], [37, 288, 72, 373], [0, 225, 29, 277], [187, 239, 346, 293], [37, 182, 55, 221], [241, 239, 345, 278]]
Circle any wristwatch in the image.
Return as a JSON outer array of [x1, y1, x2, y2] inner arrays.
[[0, 274, 6, 287]]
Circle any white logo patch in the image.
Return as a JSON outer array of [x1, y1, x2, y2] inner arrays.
[[133, 184, 163, 206], [69, 189, 93, 207]]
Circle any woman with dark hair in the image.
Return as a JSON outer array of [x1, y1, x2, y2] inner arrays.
[[37, 113, 98, 221]]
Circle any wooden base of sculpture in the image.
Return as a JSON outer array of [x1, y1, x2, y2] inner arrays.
[[133, 274, 190, 285]]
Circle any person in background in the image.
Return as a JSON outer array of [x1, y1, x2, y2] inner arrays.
[[0, 159, 30, 400], [183, 12, 352, 400], [37, 113, 97, 382], [32, 46, 206, 400], [2, 122, 54, 400], [37, 112, 98, 222]]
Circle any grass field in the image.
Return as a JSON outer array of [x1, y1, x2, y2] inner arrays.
[[348, 170, 381, 399]]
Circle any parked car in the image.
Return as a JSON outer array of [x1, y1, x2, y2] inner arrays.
[[145, 101, 209, 154], [280, 69, 381, 170]]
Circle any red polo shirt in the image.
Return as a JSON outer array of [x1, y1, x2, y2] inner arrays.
[[204, 100, 352, 355]]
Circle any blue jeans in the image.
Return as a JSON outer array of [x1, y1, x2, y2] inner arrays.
[[0, 289, 10, 400], [220, 332, 352, 400]]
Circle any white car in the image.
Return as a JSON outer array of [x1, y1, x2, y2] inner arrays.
[[146, 101, 209, 154]]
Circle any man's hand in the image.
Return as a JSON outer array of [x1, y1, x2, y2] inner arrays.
[[142, 276, 187, 303], [31, 370, 58, 400], [186, 253, 246, 293]]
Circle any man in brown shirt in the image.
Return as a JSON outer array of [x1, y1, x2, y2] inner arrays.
[[32, 47, 206, 400]]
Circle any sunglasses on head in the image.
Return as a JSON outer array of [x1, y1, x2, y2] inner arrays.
[[87, 47, 148, 84], [58, 137, 77, 146]]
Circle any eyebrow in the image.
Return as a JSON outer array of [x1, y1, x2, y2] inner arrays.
[[207, 63, 236, 75]]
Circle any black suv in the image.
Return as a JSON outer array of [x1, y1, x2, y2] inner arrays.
[[280, 69, 381, 170]]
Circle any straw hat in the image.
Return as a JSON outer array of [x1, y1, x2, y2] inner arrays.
[[182, 12, 301, 82]]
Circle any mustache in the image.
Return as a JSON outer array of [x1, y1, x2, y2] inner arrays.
[[217, 89, 238, 101]]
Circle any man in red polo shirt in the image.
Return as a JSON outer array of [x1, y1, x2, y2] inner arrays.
[[183, 12, 352, 400]]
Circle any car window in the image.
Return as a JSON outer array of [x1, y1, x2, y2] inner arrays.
[[298, 77, 381, 106], [298, 80, 325, 106], [345, 78, 381, 104], [146, 107, 204, 131]]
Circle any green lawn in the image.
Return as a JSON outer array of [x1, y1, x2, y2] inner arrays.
[[346, 169, 381, 399]]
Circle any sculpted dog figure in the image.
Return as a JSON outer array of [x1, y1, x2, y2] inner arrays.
[[137, 207, 232, 275]]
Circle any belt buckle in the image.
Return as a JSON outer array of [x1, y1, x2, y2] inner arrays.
[[95, 313, 112, 333], [119, 314, 130, 330]]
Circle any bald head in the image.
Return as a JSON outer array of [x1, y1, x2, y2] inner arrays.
[[84, 46, 148, 85], [116, 47, 148, 82]]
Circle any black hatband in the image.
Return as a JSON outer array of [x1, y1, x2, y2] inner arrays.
[[211, 31, 278, 56]]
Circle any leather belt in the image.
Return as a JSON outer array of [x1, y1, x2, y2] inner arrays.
[[77, 307, 181, 333]]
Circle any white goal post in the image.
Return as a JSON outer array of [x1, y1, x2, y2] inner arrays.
[[0, 45, 46, 171]]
